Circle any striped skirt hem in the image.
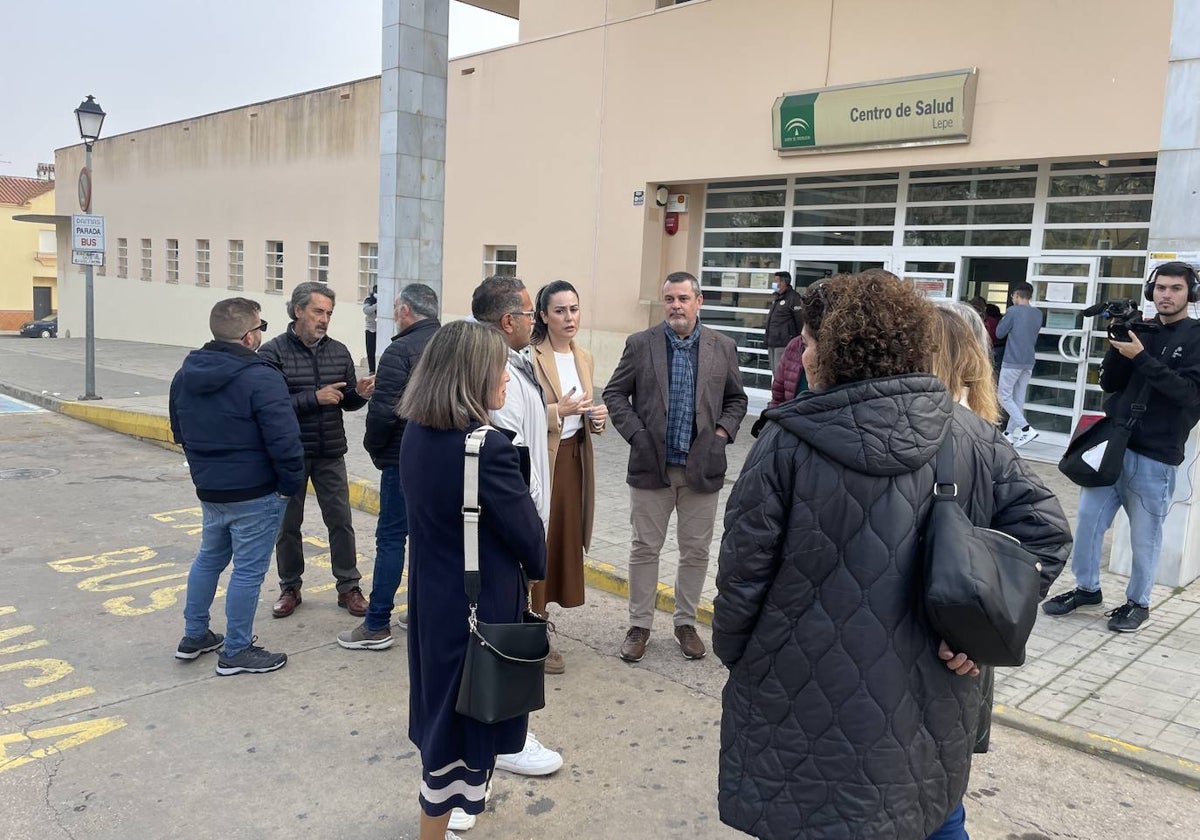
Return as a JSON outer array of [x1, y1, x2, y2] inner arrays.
[[420, 759, 490, 817]]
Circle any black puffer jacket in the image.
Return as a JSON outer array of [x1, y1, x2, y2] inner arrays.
[[258, 325, 366, 458], [713, 374, 1070, 840], [363, 318, 439, 470]]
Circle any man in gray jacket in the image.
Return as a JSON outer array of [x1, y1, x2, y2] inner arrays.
[[604, 271, 747, 663], [996, 283, 1043, 447]]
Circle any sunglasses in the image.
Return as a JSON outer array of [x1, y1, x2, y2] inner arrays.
[[242, 320, 268, 340]]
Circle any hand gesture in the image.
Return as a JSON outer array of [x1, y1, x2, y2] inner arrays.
[[316, 382, 347, 406], [355, 375, 376, 399], [587, 402, 609, 425], [938, 641, 980, 678], [558, 387, 589, 417]]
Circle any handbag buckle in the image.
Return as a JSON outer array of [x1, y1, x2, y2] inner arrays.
[[933, 482, 958, 500], [461, 504, 481, 524], [468, 604, 479, 634]]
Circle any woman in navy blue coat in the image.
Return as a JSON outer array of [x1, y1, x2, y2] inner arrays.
[[398, 320, 547, 840]]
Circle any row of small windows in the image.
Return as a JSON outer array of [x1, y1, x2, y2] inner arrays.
[[105, 239, 379, 300]]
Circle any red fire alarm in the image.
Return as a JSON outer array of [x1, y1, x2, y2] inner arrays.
[[664, 211, 680, 236]]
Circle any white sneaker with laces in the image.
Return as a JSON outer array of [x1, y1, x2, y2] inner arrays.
[[495, 732, 563, 776], [447, 777, 491, 832], [1012, 426, 1039, 448]]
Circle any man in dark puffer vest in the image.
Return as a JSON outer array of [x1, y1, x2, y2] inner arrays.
[[170, 297, 304, 675], [258, 281, 376, 619]]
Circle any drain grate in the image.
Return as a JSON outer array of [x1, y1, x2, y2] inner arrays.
[[0, 468, 60, 480]]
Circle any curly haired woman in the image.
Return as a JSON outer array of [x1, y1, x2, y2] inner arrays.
[[714, 271, 1071, 840]]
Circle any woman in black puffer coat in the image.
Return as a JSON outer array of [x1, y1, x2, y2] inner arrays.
[[713, 272, 1072, 840]]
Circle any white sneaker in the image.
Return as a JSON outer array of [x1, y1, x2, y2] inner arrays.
[[1012, 426, 1039, 448], [447, 777, 491, 832], [495, 732, 563, 776], [445, 832, 464, 840]]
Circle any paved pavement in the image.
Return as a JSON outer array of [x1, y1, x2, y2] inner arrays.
[[2, 334, 1199, 789]]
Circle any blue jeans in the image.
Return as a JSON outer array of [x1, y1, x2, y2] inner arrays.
[[927, 803, 969, 840], [1072, 448, 1176, 607], [184, 493, 288, 657], [365, 465, 408, 632]]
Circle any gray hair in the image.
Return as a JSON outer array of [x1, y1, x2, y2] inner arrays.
[[399, 321, 508, 431], [209, 297, 261, 342], [288, 281, 336, 321], [471, 275, 526, 325], [663, 271, 701, 296], [398, 283, 439, 320], [937, 299, 991, 355]]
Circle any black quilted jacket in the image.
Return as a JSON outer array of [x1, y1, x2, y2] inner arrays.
[[713, 374, 1071, 840], [258, 326, 366, 459]]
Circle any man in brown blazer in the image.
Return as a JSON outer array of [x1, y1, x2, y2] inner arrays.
[[603, 271, 748, 662]]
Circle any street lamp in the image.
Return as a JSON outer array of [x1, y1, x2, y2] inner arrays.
[[74, 95, 105, 400]]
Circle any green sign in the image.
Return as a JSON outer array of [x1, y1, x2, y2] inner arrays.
[[773, 69, 977, 153]]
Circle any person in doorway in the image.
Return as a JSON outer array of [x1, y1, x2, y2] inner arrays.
[[338, 283, 440, 651], [529, 280, 608, 675], [363, 285, 379, 374], [603, 271, 748, 663], [985, 304, 1005, 374], [258, 282, 375, 619], [996, 283, 1043, 446], [765, 270, 804, 375], [170, 297, 304, 676], [1043, 261, 1200, 632]]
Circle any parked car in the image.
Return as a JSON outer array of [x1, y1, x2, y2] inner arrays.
[[19, 315, 57, 338]]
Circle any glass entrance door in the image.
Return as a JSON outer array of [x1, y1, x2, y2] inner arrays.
[[1020, 256, 1101, 451], [791, 253, 893, 288]]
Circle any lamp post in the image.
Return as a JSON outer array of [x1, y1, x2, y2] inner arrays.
[[75, 95, 105, 401]]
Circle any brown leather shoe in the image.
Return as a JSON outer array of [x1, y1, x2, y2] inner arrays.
[[338, 587, 368, 617], [545, 646, 565, 675], [272, 588, 301, 618], [619, 626, 650, 662], [674, 624, 706, 660]]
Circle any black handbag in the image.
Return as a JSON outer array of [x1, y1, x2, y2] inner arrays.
[[1058, 379, 1151, 488], [455, 427, 549, 725], [922, 433, 1043, 667]]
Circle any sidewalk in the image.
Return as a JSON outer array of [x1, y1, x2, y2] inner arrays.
[[2, 335, 1198, 787]]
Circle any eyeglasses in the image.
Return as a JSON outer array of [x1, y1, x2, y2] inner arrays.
[[242, 320, 268, 340], [509, 310, 536, 320]]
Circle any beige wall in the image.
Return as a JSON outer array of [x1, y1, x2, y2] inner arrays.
[[55, 78, 380, 358], [443, 0, 1171, 381], [0, 189, 57, 328]]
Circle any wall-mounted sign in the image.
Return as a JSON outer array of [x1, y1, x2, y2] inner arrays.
[[72, 250, 104, 266], [633, 190, 645, 207], [668, 194, 689, 213], [773, 68, 977, 155], [71, 214, 105, 252]]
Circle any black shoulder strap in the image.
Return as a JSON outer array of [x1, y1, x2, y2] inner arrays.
[[933, 433, 956, 501]]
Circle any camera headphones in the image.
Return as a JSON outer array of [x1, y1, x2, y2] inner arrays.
[[1145, 261, 1200, 303]]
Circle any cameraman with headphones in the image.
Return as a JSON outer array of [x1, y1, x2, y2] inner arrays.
[[1044, 261, 1200, 632]]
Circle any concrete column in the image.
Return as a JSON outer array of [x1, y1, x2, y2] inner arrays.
[[1110, 0, 1200, 588], [377, 0, 449, 337]]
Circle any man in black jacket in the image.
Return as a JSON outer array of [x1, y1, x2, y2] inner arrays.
[[1044, 262, 1200, 632], [170, 298, 304, 675], [765, 270, 803, 375], [338, 283, 439, 650], [258, 281, 376, 619]]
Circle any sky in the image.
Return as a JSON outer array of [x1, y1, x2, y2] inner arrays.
[[0, 0, 518, 177]]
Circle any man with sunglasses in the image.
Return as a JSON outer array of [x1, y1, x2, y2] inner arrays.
[[170, 297, 304, 675]]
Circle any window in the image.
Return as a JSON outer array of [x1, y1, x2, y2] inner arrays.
[[483, 245, 517, 278], [308, 241, 330, 283], [118, 238, 128, 278], [37, 229, 55, 255], [228, 240, 244, 290], [166, 239, 180, 283], [358, 243, 378, 301], [195, 239, 211, 286], [266, 240, 285, 292], [140, 239, 152, 281]]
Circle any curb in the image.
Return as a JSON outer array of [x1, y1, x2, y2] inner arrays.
[[7, 381, 1199, 791], [993, 704, 1200, 790]]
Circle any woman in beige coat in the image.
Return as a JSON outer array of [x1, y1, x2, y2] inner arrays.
[[530, 280, 607, 674]]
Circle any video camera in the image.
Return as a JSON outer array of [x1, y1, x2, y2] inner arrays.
[[1081, 298, 1160, 342]]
